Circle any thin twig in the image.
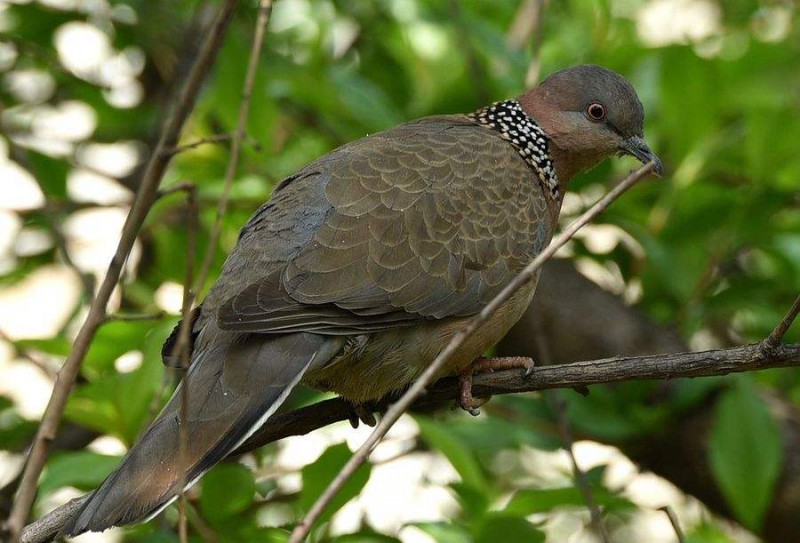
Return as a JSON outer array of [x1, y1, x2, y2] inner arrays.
[[2, 3, 240, 541], [18, 341, 800, 542], [166, 133, 262, 157], [105, 311, 166, 322], [659, 506, 686, 543], [174, 185, 198, 543], [166, 133, 234, 156], [535, 323, 608, 541], [506, 0, 548, 85], [551, 391, 610, 542], [173, 3, 273, 535], [762, 294, 800, 351], [185, 500, 218, 543], [68, 159, 126, 183], [157, 180, 198, 199], [287, 162, 658, 542], [0, 329, 55, 379], [194, 0, 273, 295], [141, 182, 200, 435], [507, 0, 544, 49]]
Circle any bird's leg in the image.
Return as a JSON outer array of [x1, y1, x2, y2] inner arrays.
[[470, 356, 535, 375], [346, 401, 377, 429], [457, 356, 535, 416]]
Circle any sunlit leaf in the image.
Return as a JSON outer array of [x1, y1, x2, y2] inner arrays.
[[412, 522, 471, 543], [39, 451, 120, 495], [416, 416, 490, 494], [503, 486, 634, 516], [298, 443, 371, 529], [708, 378, 783, 530], [199, 463, 256, 523], [474, 514, 545, 543]]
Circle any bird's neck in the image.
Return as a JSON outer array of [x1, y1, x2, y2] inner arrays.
[[547, 144, 607, 186], [468, 100, 562, 203]]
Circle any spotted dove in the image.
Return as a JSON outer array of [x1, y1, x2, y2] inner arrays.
[[60, 64, 661, 536]]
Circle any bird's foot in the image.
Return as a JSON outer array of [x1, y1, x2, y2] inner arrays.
[[471, 356, 535, 375], [457, 356, 535, 416], [347, 401, 377, 429]]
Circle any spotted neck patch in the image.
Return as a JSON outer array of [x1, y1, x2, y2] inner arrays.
[[468, 100, 560, 201]]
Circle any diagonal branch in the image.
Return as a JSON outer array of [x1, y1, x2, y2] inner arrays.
[[2, 2, 241, 541], [194, 0, 273, 294], [660, 506, 686, 543], [175, 184, 198, 543], [550, 391, 610, 542], [287, 161, 659, 542], [18, 341, 800, 543], [762, 294, 800, 351]]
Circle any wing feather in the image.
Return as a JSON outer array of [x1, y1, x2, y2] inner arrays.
[[215, 115, 552, 335]]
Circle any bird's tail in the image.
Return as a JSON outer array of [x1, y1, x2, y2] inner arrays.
[[59, 330, 340, 537]]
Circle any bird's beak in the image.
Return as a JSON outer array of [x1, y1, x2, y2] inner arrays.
[[620, 136, 664, 177]]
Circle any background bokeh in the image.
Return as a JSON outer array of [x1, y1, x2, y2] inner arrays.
[[1, 0, 799, 542]]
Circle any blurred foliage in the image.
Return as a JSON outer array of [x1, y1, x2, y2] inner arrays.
[[1, 0, 799, 542]]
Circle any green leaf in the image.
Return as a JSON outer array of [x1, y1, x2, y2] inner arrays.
[[474, 514, 545, 543], [82, 319, 158, 378], [0, 395, 37, 450], [298, 443, 371, 528], [199, 463, 256, 523], [328, 67, 405, 131], [415, 417, 490, 494], [24, 150, 69, 198], [329, 532, 401, 542], [247, 528, 291, 543], [64, 320, 174, 444], [412, 522, 471, 543], [561, 385, 665, 441], [39, 451, 120, 495], [13, 337, 72, 358], [686, 522, 735, 543], [135, 533, 180, 543], [503, 487, 634, 516], [445, 414, 561, 452], [708, 379, 783, 530], [450, 482, 490, 520]]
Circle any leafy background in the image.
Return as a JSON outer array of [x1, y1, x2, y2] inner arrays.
[[1, 0, 798, 542]]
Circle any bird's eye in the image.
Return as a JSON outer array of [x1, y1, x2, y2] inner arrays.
[[586, 102, 606, 122]]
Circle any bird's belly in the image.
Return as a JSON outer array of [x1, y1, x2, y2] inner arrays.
[[304, 277, 539, 403]]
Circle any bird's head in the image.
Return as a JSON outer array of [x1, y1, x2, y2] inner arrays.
[[519, 64, 662, 184]]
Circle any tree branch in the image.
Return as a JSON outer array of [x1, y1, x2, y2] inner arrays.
[[660, 506, 686, 543], [18, 341, 800, 542], [194, 0, 273, 294], [2, 2, 240, 540], [763, 294, 800, 351]]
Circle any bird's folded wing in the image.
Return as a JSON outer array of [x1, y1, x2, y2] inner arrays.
[[216, 117, 551, 335]]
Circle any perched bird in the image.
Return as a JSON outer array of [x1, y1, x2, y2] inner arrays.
[[61, 64, 661, 536]]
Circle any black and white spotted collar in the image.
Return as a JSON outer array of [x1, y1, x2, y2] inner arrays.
[[468, 100, 560, 201]]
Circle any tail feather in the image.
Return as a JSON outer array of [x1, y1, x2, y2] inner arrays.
[[59, 329, 340, 537]]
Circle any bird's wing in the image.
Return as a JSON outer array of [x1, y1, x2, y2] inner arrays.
[[216, 116, 552, 335]]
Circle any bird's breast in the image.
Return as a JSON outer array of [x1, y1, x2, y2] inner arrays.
[[303, 277, 539, 403]]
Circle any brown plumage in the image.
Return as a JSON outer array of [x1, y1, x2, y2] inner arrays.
[[61, 64, 661, 536]]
